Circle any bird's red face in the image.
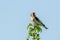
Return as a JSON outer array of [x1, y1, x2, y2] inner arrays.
[[32, 12, 35, 16]]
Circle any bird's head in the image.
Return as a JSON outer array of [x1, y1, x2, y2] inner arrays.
[[31, 12, 35, 17]]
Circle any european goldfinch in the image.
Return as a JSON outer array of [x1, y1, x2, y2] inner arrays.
[[30, 12, 48, 29]]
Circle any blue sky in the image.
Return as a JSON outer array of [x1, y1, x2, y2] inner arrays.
[[0, 0, 60, 40]]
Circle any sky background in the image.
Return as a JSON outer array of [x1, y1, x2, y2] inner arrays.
[[0, 0, 60, 40]]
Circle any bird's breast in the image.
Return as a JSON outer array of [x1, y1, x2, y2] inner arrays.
[[30, 16, 35, 22]]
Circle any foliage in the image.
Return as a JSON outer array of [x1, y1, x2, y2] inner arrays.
[[27, 23, 42, 40]]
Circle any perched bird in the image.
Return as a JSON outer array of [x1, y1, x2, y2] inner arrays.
[[30, 12, 48, 29]]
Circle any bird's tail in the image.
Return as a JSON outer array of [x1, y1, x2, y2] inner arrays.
[[42, 24, 48, 29]]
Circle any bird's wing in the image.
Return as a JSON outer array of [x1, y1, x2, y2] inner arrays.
[[35, 16, 48, 29], [35, 16, 44, 25]]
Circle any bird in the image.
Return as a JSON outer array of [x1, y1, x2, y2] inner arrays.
[[30, 12, 48, 29]]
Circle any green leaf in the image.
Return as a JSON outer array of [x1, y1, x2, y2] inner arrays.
[[27, 23, 33, 29], [27, 39, 29, 40], [34, 26, 42, 32], [28, 23, 32, 26], [26, 35, 30, 40], [29, 28, 35, 36], [37, 27, 42, 32]]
